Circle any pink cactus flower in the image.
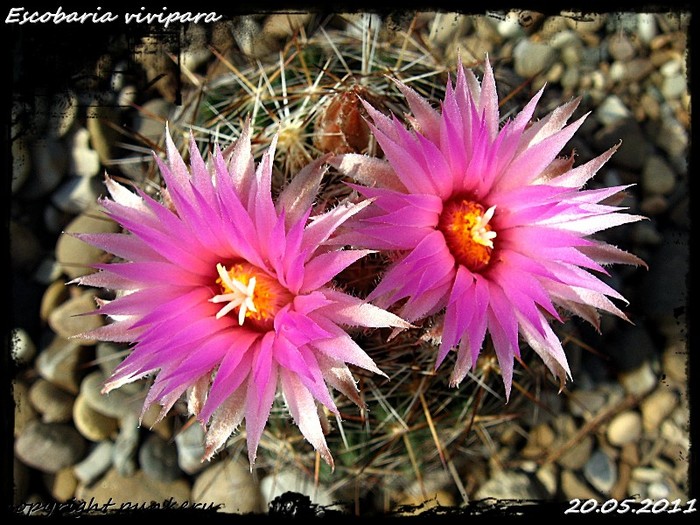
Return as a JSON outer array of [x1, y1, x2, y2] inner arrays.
[[72, 122, 409, 468], [331, 57, 646, 397]]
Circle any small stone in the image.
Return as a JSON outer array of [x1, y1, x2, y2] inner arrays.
[[663, 343, 687, 386], [558, 435, 594, 471], [132, 98, 175, 146], [568, 389, 607, 418], [48, 290, 104, 344], [73, 394, 119, 442], [641, 389, 678, 433], [619, 362, 658, 397], [13, 379, 37, 437], [583, 450, 617, 495], [113, 415, 139, 477], [47, 91, 78, 138], [513, 39, 557, 78], [496, 11, 525, 38], [25, 138, 68, 199], [140, 403, 173, 441], [45, 468, 78, 503], [648, 481, 670, 500], [428, 13, 470, 46], [15, 420, 87, 473], [34, 257, 63, 286], [620, 443, 640, 467], [607, 33, 636, 61], [75, 468, 191, 508], [563, 12, 606, 32], [536, 464, 558, 498], [642, 155, 676, 196], [625, 59, 655, 83], [661, 420, 689, 448], [194, 459, 263, 514], [561, 470, 601, 500], [10, 221, 42, 272], [655, 115, 688, 158], [56, 206, 121, 281], [561, 67, 580, 91], [67, 127, 101, 177], [637, 13, 657, 44], [95, 342, 128, 378], [261, 13, 311, 40], [260, 468, 335, 509], [73, 441, 115, 486], [12, 137, 30, 194], [86, 103, 121, 164], [139, 434, 181, 483], [662, 74, 687, 100], [607, 411, 642, 446], [175, 422, 207, 475], [36, 336, 91, 394], [39, 279, 70, 323], [10, 327, 36, 366], [632, 467, 664, 483], [80, 370, 136, 419], [473, 469, 544, 500], [51, 175, 105, 214], [396, 490, 455, 515], [593, 118, 651, 171], [28, 379, 75, 423], [595, 95, 631, 126]]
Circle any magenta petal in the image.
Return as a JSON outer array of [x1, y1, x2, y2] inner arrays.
[[245, 360, 278, 466]]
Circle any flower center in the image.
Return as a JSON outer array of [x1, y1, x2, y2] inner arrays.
[[209, 262, 291, 330], [437, 196, 497, 272]]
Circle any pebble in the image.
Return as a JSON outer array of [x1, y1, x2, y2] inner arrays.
[[561, 470, 601, 500], [619, 361, 658, 397], [175, 422, 207, 475], [139, 434, 181, 483], [95, 342, 128, 378], [593, 118, 650, 171], [140, 403, 173, 441], [39, 279, 69, 323], [55, 206, 121, 280], [46, 467, 79, 503], [595, 95, 631, 126], [558, 435, 594, 471], [10, 221, 43, 272], [661, 74, 687, 100], [583, 449, 617, 495], [661, 420, 689, 449], [51, 175, 105, 215], [80, 370, 136, 420], [25, 138, 67, 199], [132, 98, 175, 146], [68, 127, 101, 178], [535, 464, 558, 498], [521, 423, 555, 458], [34, 257, 64, 286], [15, 420, 87, 473], [647, 480, 670, 500], [640, 389, 678, 433], [513, 39, 557, 78], [86, 103, 121, 164], [13, 379, 37, 438], [607, 411, 642, 446], [637, 13, 658, 44], [73, 393, 119, 442], [48, 290, 104, 343], [642, 154, 676, 196], [568, 389, 607, 418], [662, 343, 687, 386], [75, 468, 191, 508], [608, 33, 636, 61], [260, 468, 335, 509], [10, 327, 36, 366], [36, 336, 90, 394], [655, 115, 688, 158], [73, 441, 115, 486], [113, 415, 139, 476], [12, 137, 30, 194], [496, 11, 524, 39], [193, 459, 263, 514], [473, 469, 544, 500], [632, 466, 664, 483], [28, 378, 75, 423], [563, 12, 606, 33], [47, 91, 78, 138]]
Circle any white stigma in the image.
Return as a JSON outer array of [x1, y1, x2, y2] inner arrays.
[[209, 263, 257, 325], [471, 205, 497, 249]]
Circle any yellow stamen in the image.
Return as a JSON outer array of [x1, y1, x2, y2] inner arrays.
[[209, 262, 291, 329], [438, 196, 498, 272]]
